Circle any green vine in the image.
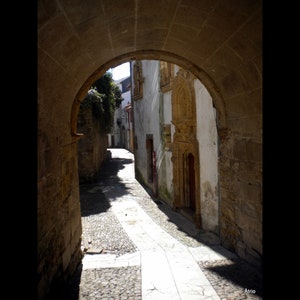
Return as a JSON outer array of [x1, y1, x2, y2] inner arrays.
[[80, 72, 123, 133]]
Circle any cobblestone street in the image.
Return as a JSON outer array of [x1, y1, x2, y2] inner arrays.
[[61, 148, 262, 299]]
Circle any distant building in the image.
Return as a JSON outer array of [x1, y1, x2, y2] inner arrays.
[[108, 75, 132, 150]]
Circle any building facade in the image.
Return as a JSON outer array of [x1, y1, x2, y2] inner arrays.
[[108, 76, 133, 151], [131, 60, 219, 233]]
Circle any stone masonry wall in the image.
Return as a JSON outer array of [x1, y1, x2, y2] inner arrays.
[[37, 129, 82, 299], [218, 88, 262, 268], [77, 106, 108, 183], [38, 1, 262, 297]]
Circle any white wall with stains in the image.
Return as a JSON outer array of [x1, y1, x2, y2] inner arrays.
[[195, 79, 219, 233]]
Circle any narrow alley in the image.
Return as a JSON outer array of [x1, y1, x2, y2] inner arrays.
[[60, 148, 262, 300]]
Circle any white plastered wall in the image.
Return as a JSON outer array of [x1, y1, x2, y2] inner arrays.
[[194, 79, 219, 233], [133, 60, 161, 184]]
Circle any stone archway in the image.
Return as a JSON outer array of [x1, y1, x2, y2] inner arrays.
[[38, 1, 262, 298], [70, 50, 227, 140]]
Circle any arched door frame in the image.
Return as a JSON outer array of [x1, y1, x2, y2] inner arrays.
[[70, 50, 227, 140]]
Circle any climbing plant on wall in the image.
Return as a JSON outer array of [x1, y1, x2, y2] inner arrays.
[[80, 72, 123, 133]]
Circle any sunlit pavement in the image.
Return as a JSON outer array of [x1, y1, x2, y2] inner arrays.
[[75, 148, 262, 299]]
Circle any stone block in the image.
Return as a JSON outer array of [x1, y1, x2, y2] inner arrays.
[[227, 31, 260, 62], [38, 0, 60, 30], [233, 139, 247, 161], [61, 175, 71, 198], [236, 240, 246, 258], [218, 69, 247, 98], [220, 187, 236, 203], [242, 229, 262, 255], [253, 54, 262, 75], [62, 245, 71, 272], [138, 0, 177, 27], [38, 14, 74, 61], [234, 181, 262, 207], [241, 8, 262, 47], [175, 3, 207, 30], [244, 89, 262, 116], [114, 31, 136, 47], [238, 61, 262, 91], [191, 24, 227, 60], [225, 95, 247, 119], [220, 224, 237, 252], [169, 24, 199, 44], [206, 1, 250, 37], [220, 168, 236, 191], [236, 211, 262, 235], [226, 89, 262, 120], [220, 200, 235, 221], [137, 28, 168, 49], [246, 140, 262, 163], [239, 200, 261, 221], [228, 116, 262, 139], [231, 160, 261, 185], [71, 221, 82, 249]]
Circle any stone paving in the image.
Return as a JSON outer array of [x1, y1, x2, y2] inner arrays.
[[60, 148, 262, 299], [80, 266, 142, 300], [80, 183, 137, 256]]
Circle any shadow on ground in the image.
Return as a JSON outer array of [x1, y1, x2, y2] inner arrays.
[[79, 156, 133, 216], [77, 149, 263, 298], [200, 258, 263, 297], [140, 181, 221, 246], [138, 180, 263, 297], [97, 157, 133, 181], [79, 184, 110, 216]]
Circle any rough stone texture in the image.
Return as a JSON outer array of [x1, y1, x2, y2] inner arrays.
[[37, 139, 83, 299], [219, 129, 262, 267], [79, 266, 142, 300], [79, 182, 137, 256], [77, 106, 108, 184], [49, 265, 142, 300], [198, 259, 262, 300], [55, 151, 261, 300], [38, 1, 262, 298]]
